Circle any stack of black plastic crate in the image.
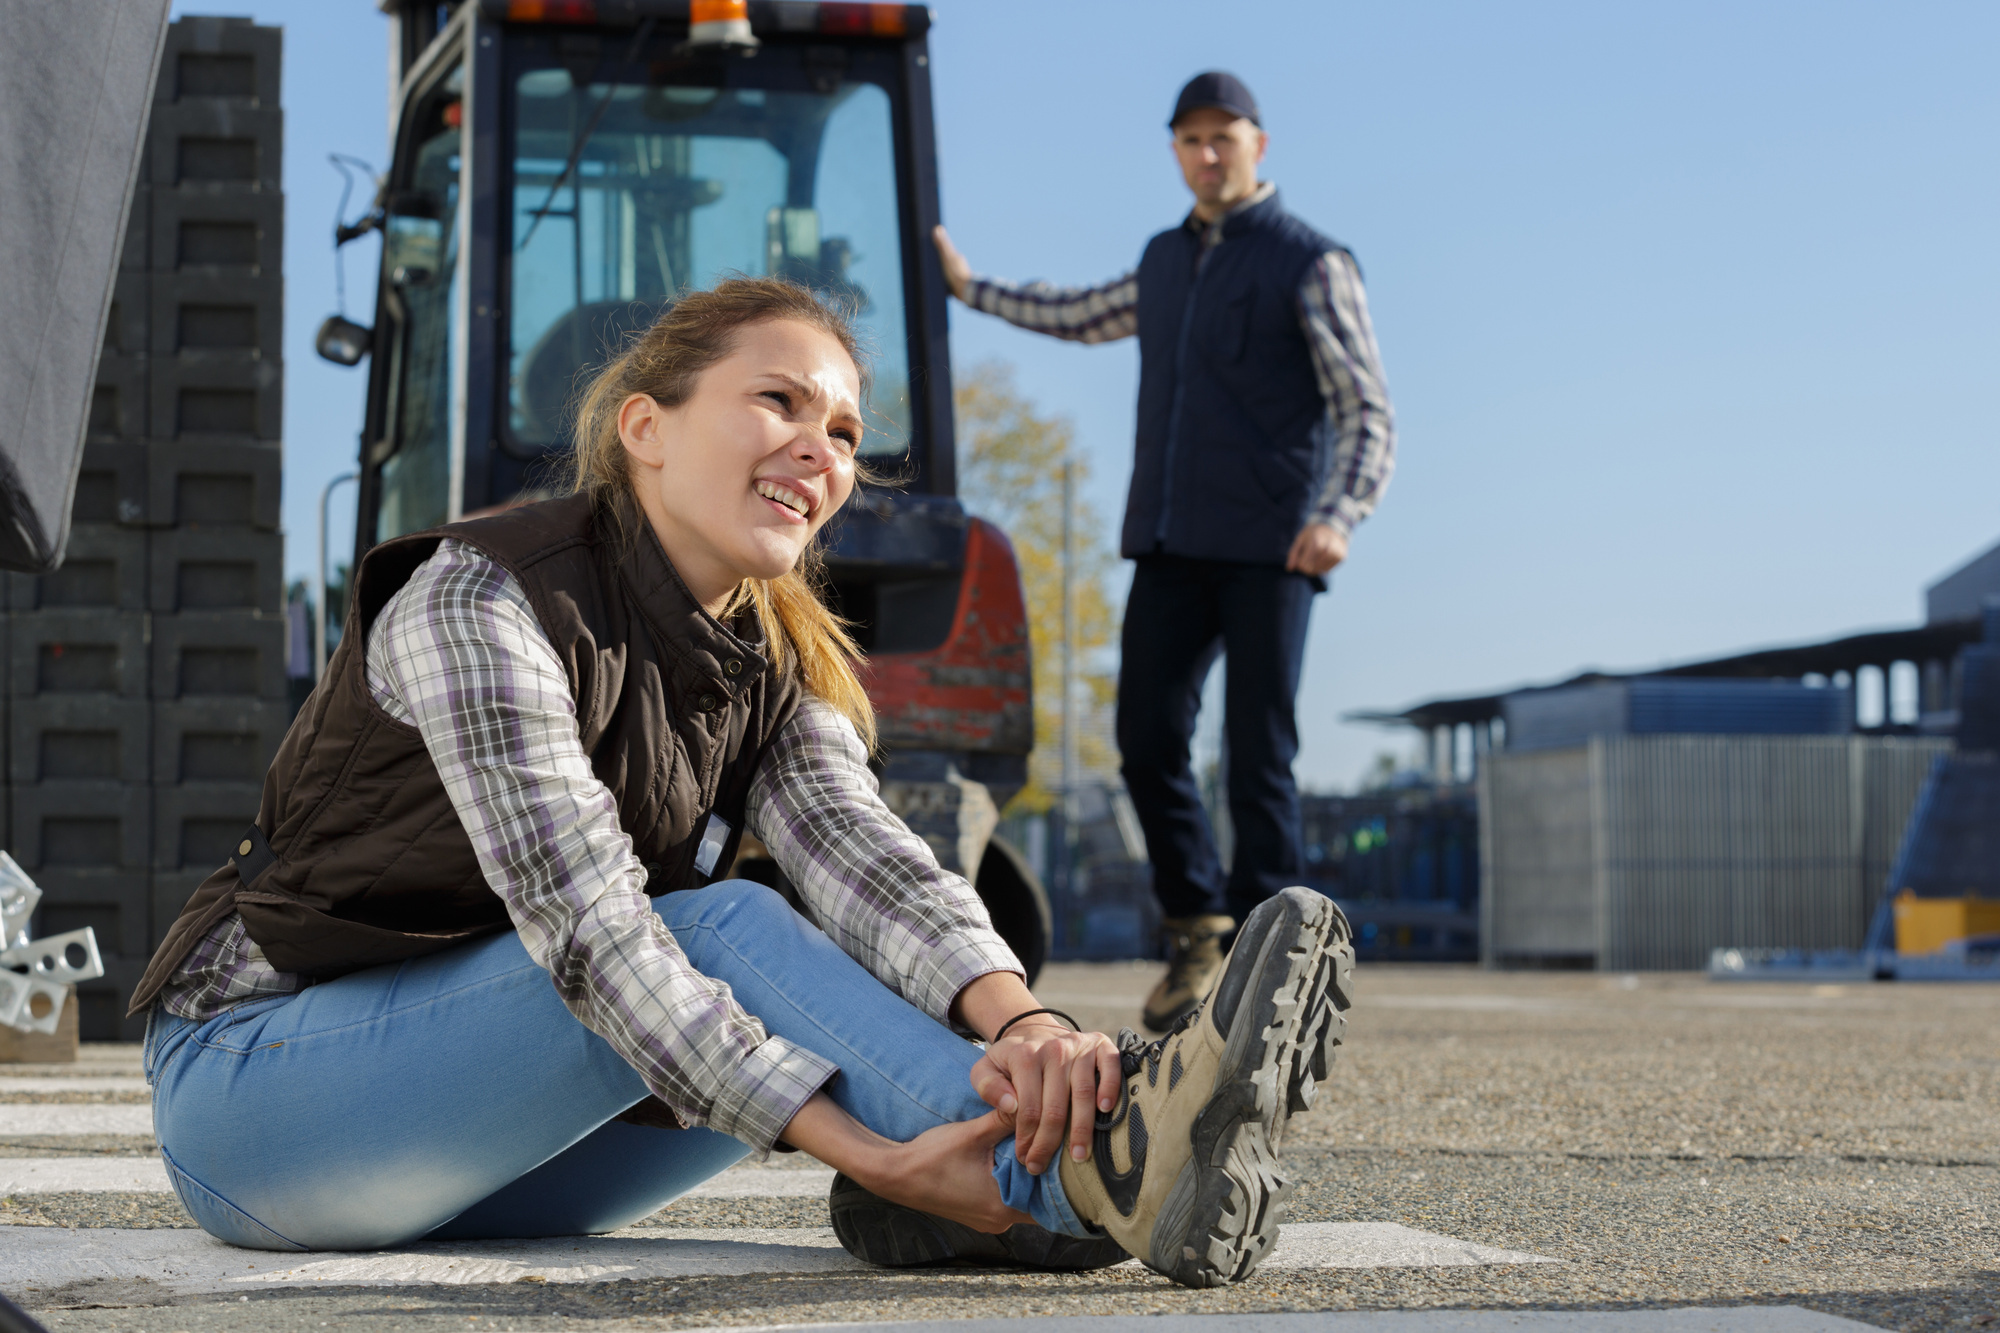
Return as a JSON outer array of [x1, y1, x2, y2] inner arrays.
[[2, 18, 289, 1039]]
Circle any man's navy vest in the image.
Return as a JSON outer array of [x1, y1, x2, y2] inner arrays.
[[1125, 189, 1345, 566]]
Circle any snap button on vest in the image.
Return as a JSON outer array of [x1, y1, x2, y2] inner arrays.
[[724, 659, 743, 677], [697, 692, 720, 711]]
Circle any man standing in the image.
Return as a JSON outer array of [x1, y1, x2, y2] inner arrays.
[[935, 72, 1394, 1031]]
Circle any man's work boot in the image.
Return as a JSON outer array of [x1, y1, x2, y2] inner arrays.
[[1058, 887, 1354, 1288], [1141, 914, 1235, 1034], [827, 1171, 1130, 1271]]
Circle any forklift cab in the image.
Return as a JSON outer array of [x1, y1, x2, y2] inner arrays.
[[340, 1, 1047, 974], [359, 1, 954, 540]]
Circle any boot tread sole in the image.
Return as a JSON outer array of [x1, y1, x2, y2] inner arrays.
[[1146, 887, 1350, 1288]]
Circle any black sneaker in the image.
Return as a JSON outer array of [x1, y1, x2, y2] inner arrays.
[[827, 1171, 1130, 1271]]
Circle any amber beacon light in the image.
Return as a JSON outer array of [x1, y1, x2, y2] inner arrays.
[[689, 0, 758, 48]]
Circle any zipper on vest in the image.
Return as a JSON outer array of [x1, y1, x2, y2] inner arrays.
[[1155, 240, 1219, 547]]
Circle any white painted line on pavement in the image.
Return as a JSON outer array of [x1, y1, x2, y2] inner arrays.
[[683, 1311, 1881, 1333], [0, 1105, 153, 1136], [0, 1159, 829, 1199], [0, 1221, 1552, 1291], [0, 1158, 170, 1193], [0, 1077, 150, 1094], [0, 1225, 867, 1288], [1261, 1223, 1550, 1269]]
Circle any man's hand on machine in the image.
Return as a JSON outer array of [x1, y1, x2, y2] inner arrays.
[[932, 225, 973, 302], [971, 1019, 1122, 1176]]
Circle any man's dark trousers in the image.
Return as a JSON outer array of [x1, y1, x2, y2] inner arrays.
[[1116, 555, 1317, 923]]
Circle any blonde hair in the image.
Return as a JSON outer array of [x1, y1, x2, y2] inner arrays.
[[567, 278, 876, 749]]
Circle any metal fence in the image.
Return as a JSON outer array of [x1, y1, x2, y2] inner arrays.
[[1479, 735, 1947, 971]]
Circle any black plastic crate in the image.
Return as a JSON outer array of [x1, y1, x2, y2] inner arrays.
[[75, 957, 150, 1042], [148, 356, 282, 441], [6, 611, 150, 698], [118, 186, 149, 271], [146, 441, 282, 531], [87, 354, 149, 443], [150, 188, 282, 275], [31, 870, 153, 959], [152, 698, 289, 785], [72, 443, 149, 527], [148, 528, 282, 614], [151, 869, 217, 947], [152, 781, 263, 873], [149, 272, 281, 360], [6, 528, 146, 613], [9, 697, 151, 785], [9, 783, 151, 873], [149, 612, 287, 700], [149, 103, 282, 194], [161, 18, 281, 108], [105, 272, 150, 356]]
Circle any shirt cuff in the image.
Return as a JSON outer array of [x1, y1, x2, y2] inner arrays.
[[1310, 495, 1363, 539], [963, 276, 1003, 315], [701, 1034, 839, 1159], [910, 928, 1025, 1027]]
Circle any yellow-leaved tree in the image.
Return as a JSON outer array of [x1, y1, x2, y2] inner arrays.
[[955, 361, 1121, 814]]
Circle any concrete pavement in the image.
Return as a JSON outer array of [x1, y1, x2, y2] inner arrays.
[[3, 963, 1995, 1332]]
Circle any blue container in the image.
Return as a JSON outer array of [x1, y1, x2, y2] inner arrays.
[[1626, 677, 1852, 736], [1504, 677, 1851, 752]]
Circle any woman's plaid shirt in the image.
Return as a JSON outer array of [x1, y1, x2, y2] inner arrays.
[[159, 541, 1023, 1154]]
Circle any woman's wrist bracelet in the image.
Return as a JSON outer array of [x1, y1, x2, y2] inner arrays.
[[992, 1007, 1081, 1043]]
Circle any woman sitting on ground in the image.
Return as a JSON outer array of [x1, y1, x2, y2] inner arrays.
[[130, 278, 1352, 1288]]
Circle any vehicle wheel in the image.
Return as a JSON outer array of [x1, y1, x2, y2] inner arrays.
[[973, 835, 1052, 987]]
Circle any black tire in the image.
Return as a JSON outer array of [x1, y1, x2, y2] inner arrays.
[[973, 835, 1052, 987]]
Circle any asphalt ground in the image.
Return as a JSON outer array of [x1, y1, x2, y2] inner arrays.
[[2, 964, 1994, 1332]]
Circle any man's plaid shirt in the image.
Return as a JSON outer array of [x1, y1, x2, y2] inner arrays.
[[964, 182, 1396, 538], [159, 540, 1023, 1154]]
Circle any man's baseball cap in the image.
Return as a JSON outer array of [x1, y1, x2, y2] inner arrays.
[[1169, 71, 1260, 128]]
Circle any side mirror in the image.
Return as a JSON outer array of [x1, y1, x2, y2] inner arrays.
[[315, 315, 372, 367]]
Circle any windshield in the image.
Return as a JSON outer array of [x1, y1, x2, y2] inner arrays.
[[507, 58, 910, 459]]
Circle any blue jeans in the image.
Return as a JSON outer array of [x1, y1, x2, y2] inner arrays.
[[144, 881, 1089, 1251]]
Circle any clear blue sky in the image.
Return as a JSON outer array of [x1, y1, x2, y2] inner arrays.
[[209, 0, 2000, 791]]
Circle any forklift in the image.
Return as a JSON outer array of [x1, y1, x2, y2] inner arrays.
[[316, 0, 1051, 977]]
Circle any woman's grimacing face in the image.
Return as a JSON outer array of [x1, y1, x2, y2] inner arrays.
[[616, 318, 863, 609]]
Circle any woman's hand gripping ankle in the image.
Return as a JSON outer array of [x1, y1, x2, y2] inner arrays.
[[777, 1091, 1034, 1234]]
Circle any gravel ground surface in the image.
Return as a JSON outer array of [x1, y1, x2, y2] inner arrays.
[[10, 965, 1996, 1333], [0, 1192, 189, 1230], [0, 1138, 157, 1156]]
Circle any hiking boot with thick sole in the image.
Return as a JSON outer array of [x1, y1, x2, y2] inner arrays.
[[1142, 914, 1235, 1033], [1058, 886, 1354, 1288], [827, 1171, 1130, 1271]]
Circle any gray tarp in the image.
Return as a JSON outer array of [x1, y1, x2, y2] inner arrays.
[[0, 0, 169, 572]]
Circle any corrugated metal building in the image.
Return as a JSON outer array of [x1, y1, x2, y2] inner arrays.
[[1479, 735, 1947, 970]]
